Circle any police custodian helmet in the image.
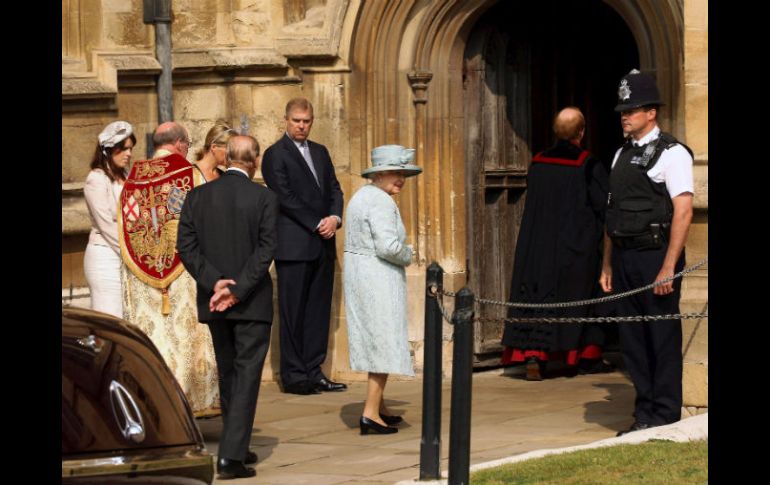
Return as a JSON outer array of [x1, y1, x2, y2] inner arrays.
[[614, 69, 664, 112]]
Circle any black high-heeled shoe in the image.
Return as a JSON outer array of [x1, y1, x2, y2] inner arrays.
[[380, 414, 403, 425], [360, 416, 398, 435]]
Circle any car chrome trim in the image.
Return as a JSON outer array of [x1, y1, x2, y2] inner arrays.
[[109, 380, 146, 443], [76, 334, 104, 353], [62, 448, 213, 478]]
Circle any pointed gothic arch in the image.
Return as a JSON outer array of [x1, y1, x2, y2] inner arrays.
[[346, 0, 685, 279]]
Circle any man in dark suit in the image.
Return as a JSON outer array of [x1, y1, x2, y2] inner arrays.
[[177, 135, 278, 479], [261, 97, 347, 395]]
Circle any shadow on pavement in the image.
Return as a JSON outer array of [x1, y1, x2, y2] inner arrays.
[[196, 416, 280, 461], [583, 382, 635, 432]]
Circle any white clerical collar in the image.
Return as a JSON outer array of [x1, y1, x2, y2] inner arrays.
[[226, 167, 250, 177], [633, 125, 661, 147]]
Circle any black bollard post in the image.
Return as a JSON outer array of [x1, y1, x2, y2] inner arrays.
[[448, 287, 474, 485], [419, 262, 443, 480]]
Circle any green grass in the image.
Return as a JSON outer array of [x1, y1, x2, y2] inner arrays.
[[471, 440, 707, 485]]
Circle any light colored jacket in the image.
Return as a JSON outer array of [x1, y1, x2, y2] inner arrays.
[[84, 169, 122, 255], [343, 184, 412, 266]]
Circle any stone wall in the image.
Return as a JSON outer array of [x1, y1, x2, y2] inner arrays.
[[682, 0, 708, 412], [62, 1, 708, 409]]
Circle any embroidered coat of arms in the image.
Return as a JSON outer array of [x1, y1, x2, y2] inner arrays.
[[118, 153, 202, 290]]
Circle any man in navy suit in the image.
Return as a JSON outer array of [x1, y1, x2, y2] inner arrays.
[[261, 98, 347, 395], [178, 135, 277, 479]]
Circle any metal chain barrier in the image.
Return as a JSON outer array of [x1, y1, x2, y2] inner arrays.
[[430, 284, 455, 324], [476, 308, 708, 325], [422, 258, 708, 484], [429, 258, 708, 325]]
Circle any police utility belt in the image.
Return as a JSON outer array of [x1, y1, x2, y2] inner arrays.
[[611, 223, 670, 250]]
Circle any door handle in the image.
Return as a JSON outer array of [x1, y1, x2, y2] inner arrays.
[[77, 334, 104, 353], [109, 380, 146, 443]]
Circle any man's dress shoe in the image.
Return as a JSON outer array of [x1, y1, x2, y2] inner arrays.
[[525, 358, 543, 381], [380, 414, 403, 425], [359, 416, 397, 435], [616, 421, 657, 437], [314, 377, 347, 392], [244, 450, 258, 465], [217, 458, 256, 479], [283, 381, 320, 395]]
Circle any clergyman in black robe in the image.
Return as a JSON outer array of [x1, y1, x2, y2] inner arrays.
[[500, 107, 613, 380]]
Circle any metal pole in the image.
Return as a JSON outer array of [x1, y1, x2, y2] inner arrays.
[[419, 262, 443, 480], [448, 287, 474, 485], [144, 0, 173, 124], [155, 21, 174, 123]]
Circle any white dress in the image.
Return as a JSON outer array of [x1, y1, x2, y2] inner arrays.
[[83, 169, 124, 318], [343, 184, 415, 376]]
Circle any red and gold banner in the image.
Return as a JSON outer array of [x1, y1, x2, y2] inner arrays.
[[118, 154, 202, 296]]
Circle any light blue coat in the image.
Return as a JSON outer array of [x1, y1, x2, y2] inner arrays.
[[343, 184, 415, 376]]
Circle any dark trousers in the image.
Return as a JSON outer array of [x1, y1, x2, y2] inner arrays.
[[207, 320, 271, 460], [612, 245, 684, 425], [275, 255, 335, 386]]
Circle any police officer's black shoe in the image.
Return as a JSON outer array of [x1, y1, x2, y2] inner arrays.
[[616, 421, 657, 437]]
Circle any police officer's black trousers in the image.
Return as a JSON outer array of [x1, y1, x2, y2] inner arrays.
[[612, 245, 685, 425]]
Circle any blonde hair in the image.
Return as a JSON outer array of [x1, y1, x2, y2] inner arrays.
[[195, 121, 237, 161]]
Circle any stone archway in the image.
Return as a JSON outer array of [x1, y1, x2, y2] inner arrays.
[[344, 0, 687, 363], [347, 0, 684, 268]]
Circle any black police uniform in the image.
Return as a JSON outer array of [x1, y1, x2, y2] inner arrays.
[[607, 133, 692, 426], [608, 70, 693, 428]]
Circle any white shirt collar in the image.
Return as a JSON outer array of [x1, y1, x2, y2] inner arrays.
[[633, 125, 661, 147], [286, 132, 307, 149], [226, 167, 250, 177]]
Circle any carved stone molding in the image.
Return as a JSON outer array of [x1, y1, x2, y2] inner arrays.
[[62, 51, 160, 110], [62, 47, 293, 110], [171, 47, 288, 72], [276, 0, 350, 58], [407, 71, 433, 105]]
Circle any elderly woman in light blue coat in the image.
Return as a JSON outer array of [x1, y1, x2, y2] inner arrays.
[[344, 145, 422, 435]]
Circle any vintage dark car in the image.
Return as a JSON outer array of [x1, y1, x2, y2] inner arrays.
[[62, 307, 214, 484]]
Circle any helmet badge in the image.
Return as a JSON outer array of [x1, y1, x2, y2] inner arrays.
[[618, 79, 631, 101]]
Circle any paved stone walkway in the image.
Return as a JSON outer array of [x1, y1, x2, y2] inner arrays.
[[197, 364, 640, 484]]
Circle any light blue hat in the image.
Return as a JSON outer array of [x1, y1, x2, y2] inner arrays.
[[361, 144, 422, 178]]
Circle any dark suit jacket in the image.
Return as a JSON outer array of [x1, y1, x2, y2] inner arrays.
[[177, 170, 278, 323], [261, 134, 344, 261]]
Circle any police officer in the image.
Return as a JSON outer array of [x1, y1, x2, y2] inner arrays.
[[599, 70, 694, 436]]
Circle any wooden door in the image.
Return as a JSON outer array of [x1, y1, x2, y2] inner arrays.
[[464, 25, 531, 366], [462, 1, 640, 364]]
